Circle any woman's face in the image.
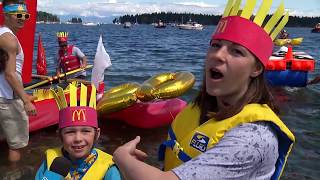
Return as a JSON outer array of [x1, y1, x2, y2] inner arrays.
[[61, 126, 100, 160], [205, 39, 262, 100]]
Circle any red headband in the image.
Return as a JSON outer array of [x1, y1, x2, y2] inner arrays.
[[59, 106, 98, 129], [212, 16, 273, 67], [58, 37, 68, 42]]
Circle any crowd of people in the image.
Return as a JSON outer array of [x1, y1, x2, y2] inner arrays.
[[2, 0, 319, 179]]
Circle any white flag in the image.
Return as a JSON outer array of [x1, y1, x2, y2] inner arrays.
[[91, 35, 112, 89]]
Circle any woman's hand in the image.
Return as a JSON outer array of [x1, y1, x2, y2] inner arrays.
[[113, 136, 148, 164]]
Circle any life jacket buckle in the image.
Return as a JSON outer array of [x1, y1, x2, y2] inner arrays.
[[173, 140, 183, 158]]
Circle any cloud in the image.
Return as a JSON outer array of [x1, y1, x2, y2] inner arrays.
[[174, 1, 218, 8], [38, 0, 320, 19], [288, 9, 320, 17], [38, 1, 222, 17]]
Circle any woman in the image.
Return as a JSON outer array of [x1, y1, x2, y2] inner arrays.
[[113, 1, 295, 180], [35, 84, 121, 180]]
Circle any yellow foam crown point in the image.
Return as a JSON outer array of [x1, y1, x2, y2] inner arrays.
[[56, 32, 69, 38], [50, 83, 97, 110], [222, 0, 289, 40]]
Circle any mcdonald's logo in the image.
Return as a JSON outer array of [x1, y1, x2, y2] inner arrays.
[[72, 109, 86, 121], [215, 19, 228, 34]]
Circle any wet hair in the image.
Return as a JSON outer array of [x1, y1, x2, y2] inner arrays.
[[2, 0, 25, 6], [0, 48, 9, 73], [194, 59, 279, 124]]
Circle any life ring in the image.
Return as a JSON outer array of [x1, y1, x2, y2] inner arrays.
[[136, 72, 195, 101], [97, 83, 140, 114]]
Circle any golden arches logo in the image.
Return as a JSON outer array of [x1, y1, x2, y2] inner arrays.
[[72, 109, 86, 121], [215, 19, 228, 34]]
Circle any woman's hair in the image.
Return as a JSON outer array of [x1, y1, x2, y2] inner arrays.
[[0, 48, 9, 73], [194, 59, 279, 124], [2, 0, 25, 6]]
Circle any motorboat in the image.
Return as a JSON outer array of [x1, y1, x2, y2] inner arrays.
[[154, 20, 166, 28], [83, 22, 98, 26], [123, 22, 132, 28], [177, 19, 203, 30]]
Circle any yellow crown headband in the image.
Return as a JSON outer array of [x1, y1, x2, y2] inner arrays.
[[56, 32, 69, 38], [212, 0, 289, 66], [222, 0, 288, 40], [50, 83, 96, 110]]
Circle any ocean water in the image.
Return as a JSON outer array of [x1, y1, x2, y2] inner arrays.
[[0, 24, 319, 179]]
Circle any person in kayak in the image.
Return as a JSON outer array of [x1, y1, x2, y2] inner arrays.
[[112, 1, 295, 180], [278, 29, 289, 39], [35, 84, 121, 180], [56, 31, 88, 79]]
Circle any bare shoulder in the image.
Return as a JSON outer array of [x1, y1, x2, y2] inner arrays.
[[0, 32, 18, 52]]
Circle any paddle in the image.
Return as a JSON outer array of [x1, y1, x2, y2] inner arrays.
[[24, 65, 93, 90], [31, 74, 51, 80]]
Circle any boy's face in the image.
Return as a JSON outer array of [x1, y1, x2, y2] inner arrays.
[[61, 126, 100, 160]]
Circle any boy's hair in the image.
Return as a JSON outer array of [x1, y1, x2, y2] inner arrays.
[[0, 48, 9, 73], [2, 0, 25, 7]]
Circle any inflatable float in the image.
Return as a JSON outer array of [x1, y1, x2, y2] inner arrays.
[[265, 38, 315, 87], [97, 72, 195, 128]]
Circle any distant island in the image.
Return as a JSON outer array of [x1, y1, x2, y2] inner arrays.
[[115, 12, 320, 28], [37, 11, 60, 23], [37, 11, 83, 24]]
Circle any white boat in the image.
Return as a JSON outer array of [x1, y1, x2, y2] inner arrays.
[[83, 22, 98, 26], [154, 20, 166, 28], [177, 20, 203, 30], [123, 22, 132, 28]]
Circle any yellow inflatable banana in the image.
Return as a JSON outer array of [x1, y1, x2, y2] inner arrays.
[[97, 83, 140, 114], [274, 37, 303, 46]]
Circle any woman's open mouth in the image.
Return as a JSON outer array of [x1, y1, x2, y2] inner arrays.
[[210, 68, 224, 80]]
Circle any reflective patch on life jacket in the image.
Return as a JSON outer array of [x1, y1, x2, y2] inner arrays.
[[190, 132, 209, 152]]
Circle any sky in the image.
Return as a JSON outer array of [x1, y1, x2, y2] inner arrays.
[[38, 0, 320, 19]]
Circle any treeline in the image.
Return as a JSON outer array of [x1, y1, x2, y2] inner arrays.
[[115, 12, 320, 27], [68, 17, 83, 24], [37, 11, 60, 22]]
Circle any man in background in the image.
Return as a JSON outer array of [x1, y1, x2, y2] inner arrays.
[[56, 31, 88, 78]]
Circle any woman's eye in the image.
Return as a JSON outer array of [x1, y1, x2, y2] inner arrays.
[[231, 48, 245, 56], [211, 43, 220, 48]]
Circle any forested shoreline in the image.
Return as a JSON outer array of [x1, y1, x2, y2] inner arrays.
[[115, 12, 320, 27]]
